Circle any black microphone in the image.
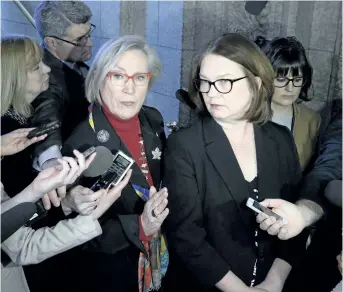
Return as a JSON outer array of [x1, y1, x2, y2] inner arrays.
[[62, 146, 114, 192], [82, 146, 114, 178], [1, 202, 37, 243], [245, 1, 268, 15], [175, 89, 196, 109]]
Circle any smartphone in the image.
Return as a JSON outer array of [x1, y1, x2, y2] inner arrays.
[[246, 198, 288, 224], [91, 150, 134, 191], [82, 146, 96, 159], [27, 121, 62, 139]]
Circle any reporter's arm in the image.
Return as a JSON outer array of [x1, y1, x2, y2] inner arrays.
[[33, 145, 62, 171], [1, 183, 41, 214], [299, 100, 342, 212], [295, 199, 324, 227], [1, 214, 102, 265], [30, 85, 64, 161]]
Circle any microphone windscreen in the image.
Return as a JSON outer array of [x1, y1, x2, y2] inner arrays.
[[83, 146, 113, 178], [245, 1, 268, 15], [1, 202, 37, 243]]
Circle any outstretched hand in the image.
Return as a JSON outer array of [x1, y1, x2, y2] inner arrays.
[[0, 128, 46, 156], [256, 199, 306, 240], [41, 150, 97, 210]]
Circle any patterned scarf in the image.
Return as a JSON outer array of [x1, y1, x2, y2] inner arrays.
[[132, 184, 169, 292], [4, 108, 28, 125]]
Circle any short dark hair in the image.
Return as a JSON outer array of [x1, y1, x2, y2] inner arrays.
[[255, 36, 313, 101], [188, 33, 275, 124]]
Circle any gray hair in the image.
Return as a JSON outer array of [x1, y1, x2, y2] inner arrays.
[[86, 35, 162, 104], [34, 1, 92, 41]]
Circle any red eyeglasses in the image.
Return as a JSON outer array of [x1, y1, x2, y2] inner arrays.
[[107, 72, 152, 86]]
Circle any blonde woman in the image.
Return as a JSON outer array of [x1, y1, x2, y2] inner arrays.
[[0, 36, 132, 292], [1, 35, 51, 197]]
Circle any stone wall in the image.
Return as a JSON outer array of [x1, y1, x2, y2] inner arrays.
[[1, 1, 341, 128], [179, 1, 342, 126]]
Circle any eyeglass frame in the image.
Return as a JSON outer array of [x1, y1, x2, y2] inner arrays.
[[274, 76, 306, 88], [193, 76, 247, 94], [106, 72, 152, 86], [46, 24, 96, 47]]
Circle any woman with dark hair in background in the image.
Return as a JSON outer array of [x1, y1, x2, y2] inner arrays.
[[255, 36, 321, 172]]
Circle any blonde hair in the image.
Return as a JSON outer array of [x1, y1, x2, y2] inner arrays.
[[1, 35, 42, 118]]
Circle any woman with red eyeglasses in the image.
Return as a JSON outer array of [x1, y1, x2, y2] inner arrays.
[[60, 36, 169, 292]]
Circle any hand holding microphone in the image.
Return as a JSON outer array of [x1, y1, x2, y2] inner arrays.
[[41, 149, 96, 210], [61, 146, 133, 218], [1, 151, 95, 215]]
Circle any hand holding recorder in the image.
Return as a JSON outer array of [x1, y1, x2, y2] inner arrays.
[[62, 149, 133, 218], [254, 198, 309, 240], [0, 128, 47, 157]]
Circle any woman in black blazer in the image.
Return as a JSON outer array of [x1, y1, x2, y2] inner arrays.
[[54, 36, 169, 292], [163, 33, 308, 292]]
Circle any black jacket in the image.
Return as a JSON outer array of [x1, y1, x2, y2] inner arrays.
[[60, 103, 166, 291], [0, 115, 37, 197], [30, 49, 90, 157], [163, 116, 308, 291]]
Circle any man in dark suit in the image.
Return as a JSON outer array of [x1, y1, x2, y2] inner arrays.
[[30, 1, 94, 206]]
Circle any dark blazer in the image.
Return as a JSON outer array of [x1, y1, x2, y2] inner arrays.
[[163, 116, 308, 291], [30, 49, 90, 157], [60, 103, 166, 292]]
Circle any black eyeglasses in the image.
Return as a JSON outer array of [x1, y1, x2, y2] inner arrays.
[[274, 77, 305, 88], [193, 76, 247, 94], [48, 24, 96, 47]]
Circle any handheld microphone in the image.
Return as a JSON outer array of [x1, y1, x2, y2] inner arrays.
[[64, 146, 114, 192], [245, 1, 268, 16], [82, 146, 114, 178], [1, 202, 37, 242]]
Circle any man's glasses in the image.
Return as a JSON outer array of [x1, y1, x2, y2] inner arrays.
[[274, 77, 305, 88], [48, 24, 96, 47], [107, 72, 152, 87], [193, 76, 247, 94]]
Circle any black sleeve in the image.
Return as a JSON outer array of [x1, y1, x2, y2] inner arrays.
[[275, 129, 309, 268], [163, 133, 230, 287], [30, 84, 64, 157], [299, 100, 342, 209]]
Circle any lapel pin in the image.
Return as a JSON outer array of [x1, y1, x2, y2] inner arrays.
[[97, 129, 110, 143], [152, 147, 162, 160]]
